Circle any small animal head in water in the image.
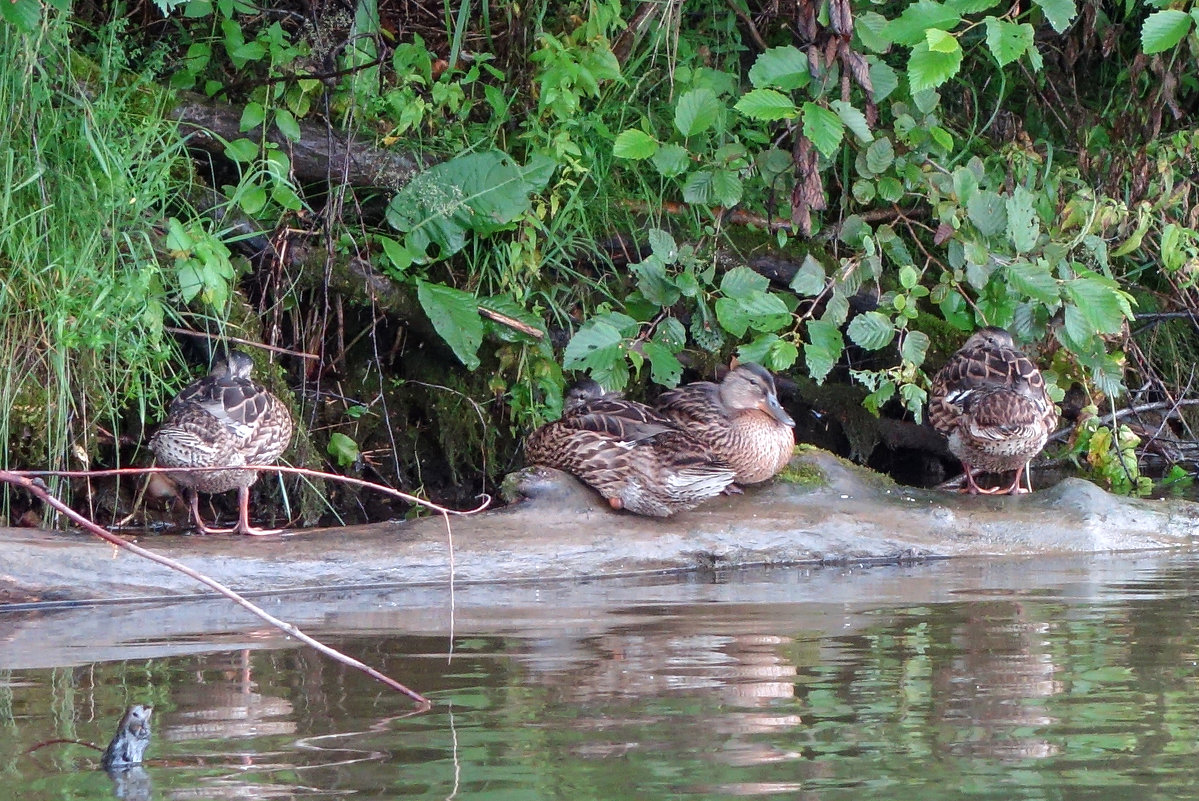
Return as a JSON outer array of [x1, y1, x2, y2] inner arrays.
[[100, 704, 153, 770]]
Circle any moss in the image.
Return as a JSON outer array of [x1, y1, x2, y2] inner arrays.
[[776, 445, 830, 486]]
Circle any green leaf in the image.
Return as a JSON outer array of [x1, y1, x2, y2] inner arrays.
[[631, 258, 682, 306], [1141, 9, 1192, 54], [832, 100, 873, 144], [563, 318, 625, 372], [387, 151, 548, 261], [856, 13, 891, 53], [647, 228, 678, 262], [967, 190, 1006, 236], [240, 102, 266, 131], [0, 0, 41, 31], [907, 41, 963, 93], [715, 292, 791, 337], [847, 311, 896, 350], [748, 45, 811, 90], [682, 170, 714, 205], [651, 143, 690, 177], [690, 298, 725, 351], [1006, 186, 1040, 253], [884, 1, 963, 46], [1063, 275, 1130, 334], [865, 137, 895, 174], [274, 108, 301, 142], [1007, 261, 1059, 306], [790, 256, 826, 296], [378, 236, 414, 277], [869, 58, 899, 102], [710, 169, 743, 207], [327, 433, 360, 468], [802, 103, 845, 158], [225, 138, 259, 163], [721, 266, 770, 299], [1033, 0, 1077, 33], [653, 317, 688, 352], [901, 330, 930, 366], [675, 88, 721, 136], [735, 88, 799, 121], [479, 295, 546, 342], [417, 281, 484, 369], [984, 17, 1034, 66], [613, 129, 659, 159], [805, 320, 844, 384], [925, 28, 958, 54], [638, 341, 681, 386]]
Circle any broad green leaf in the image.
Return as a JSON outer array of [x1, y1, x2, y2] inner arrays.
[[682, 170, 714, 205], [984, 17, 1034, 66], [387, 151, 548, 261], [863, 379, 896, 416], [900, 383, 929, 422], [869, 58, 899, 102], [747, 45, 810, 90], [721, 266, 770, 299], [1141, 9, 1192, 54], [710, 169, 743, 207], [822, 290, 850, 325], [225, 138, 259, 163], [1063, 276, 1130, 334], [1007, 261, 1059, 306], [240, 102, 266, 131], [925, 28, 958, 54], [865, 137, 895, 174], [805, 320, 844, 384], [378, 236, 414, 276], [946, 0, 1001, 11], [631, 258, 681, 306], [877, 176, 903, 202], [967, 190, 1006, 236], [907, 41, 963, 92], [856, 12, 891, 53], [647, 228, 678, 261], [715, 292, 791, 337], [853, 179, 876, 203], [790, 256, 826, 296], [802, 102, 845, 158], [653, 317, 688, 352], [478, 295, 546, 342], [564, 319, 624, 370], [652, 143, 690, 177], [641, 341, 683, 386], [884, 1, 962, 46], [1033, 0, 1077, 33], [274, 109, 301, 142], [1006, 186, 1040, 253], [735, 88, 799, 121], [899, 265, 919, 289], [327, 433, 360, 468], [690, 298, 725, 351], [0, 0, 40, 30], [901, 330, 930, 366], [675, 88, 721, 136], [847, 311, 896, 350], [832, 100, 873, 143], [613, 129, 659, 159], [416, 280, 484, 369]]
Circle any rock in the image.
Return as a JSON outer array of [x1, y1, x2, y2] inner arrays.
[[0, 448, 1195, 603]]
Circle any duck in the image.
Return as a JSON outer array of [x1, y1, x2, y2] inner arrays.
[[653, 362, 796, 485], [929, 326, 1057, 495], [101, 705, 153, 770], [524, 379, 736, 517], [149, 351, 293, 535]]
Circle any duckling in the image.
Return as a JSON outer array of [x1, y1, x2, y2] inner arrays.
[[654, 362, 796, 484], [929, 327, 1057, 494], [150, 351, 293, 535], [524, 379, 736, 517]]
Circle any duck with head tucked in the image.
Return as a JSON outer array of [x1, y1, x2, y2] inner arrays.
[[524, 379, 736, 517], [653, 362, 796, 486], [929, 327, 1057, 495], [150, 351, 293, 535]]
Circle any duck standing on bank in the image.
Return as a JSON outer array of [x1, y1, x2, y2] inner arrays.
[[150, 351, 293, 535], [524, 379, 736, 517], [654, 362, 796, 486], [929, 327, 1057, 495]]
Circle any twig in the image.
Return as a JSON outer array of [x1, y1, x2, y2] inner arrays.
[[164, 327, 320, 361], [477, 307, 545, 339], [1045, 399, 1199, 445], [725, 0, 768, 51], [0, 469, 434, 709]]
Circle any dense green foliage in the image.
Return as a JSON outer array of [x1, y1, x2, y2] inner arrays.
[[1, 0, 1197, 518]]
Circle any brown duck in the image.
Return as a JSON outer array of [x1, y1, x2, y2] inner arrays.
[[524, 379, 736, 517], [654, 362, 796, 485], [150, 351, 293, 535], [929, 327, 1057, 494]]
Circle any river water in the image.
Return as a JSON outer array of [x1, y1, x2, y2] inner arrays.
[[3, 552, 1199, 799]]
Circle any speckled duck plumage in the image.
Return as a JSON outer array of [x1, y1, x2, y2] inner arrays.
[[150, 351, 292, 535], [524, 379, 736, 517], [929, 327, 1057, 494], [653, 363, 796, 485], [101, 704, 153, 770]]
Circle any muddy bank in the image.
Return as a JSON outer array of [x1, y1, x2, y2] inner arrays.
[[1, 449, 1197, 603]]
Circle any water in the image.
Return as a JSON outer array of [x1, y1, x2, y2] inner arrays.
[[4, 552, 1199, 800]]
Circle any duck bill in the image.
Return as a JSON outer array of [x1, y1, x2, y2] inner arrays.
[[762, 395, 795, 427]]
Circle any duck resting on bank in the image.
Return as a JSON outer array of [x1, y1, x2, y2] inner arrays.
[[150, 351, 293, 535], [929, 327, 1057, 495], [653, 362, 796, 486], [524, 379, 736, 517]]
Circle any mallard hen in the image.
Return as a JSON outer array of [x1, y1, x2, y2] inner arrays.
[[929, 327, 1057, 494], [150, 351, 293, 535], [524, 379, 736, 517], [653, 362, 796, 485]]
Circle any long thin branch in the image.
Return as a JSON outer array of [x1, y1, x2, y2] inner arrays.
[[1045, 399, 1199, 445], [0, 469, 434, 709]]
